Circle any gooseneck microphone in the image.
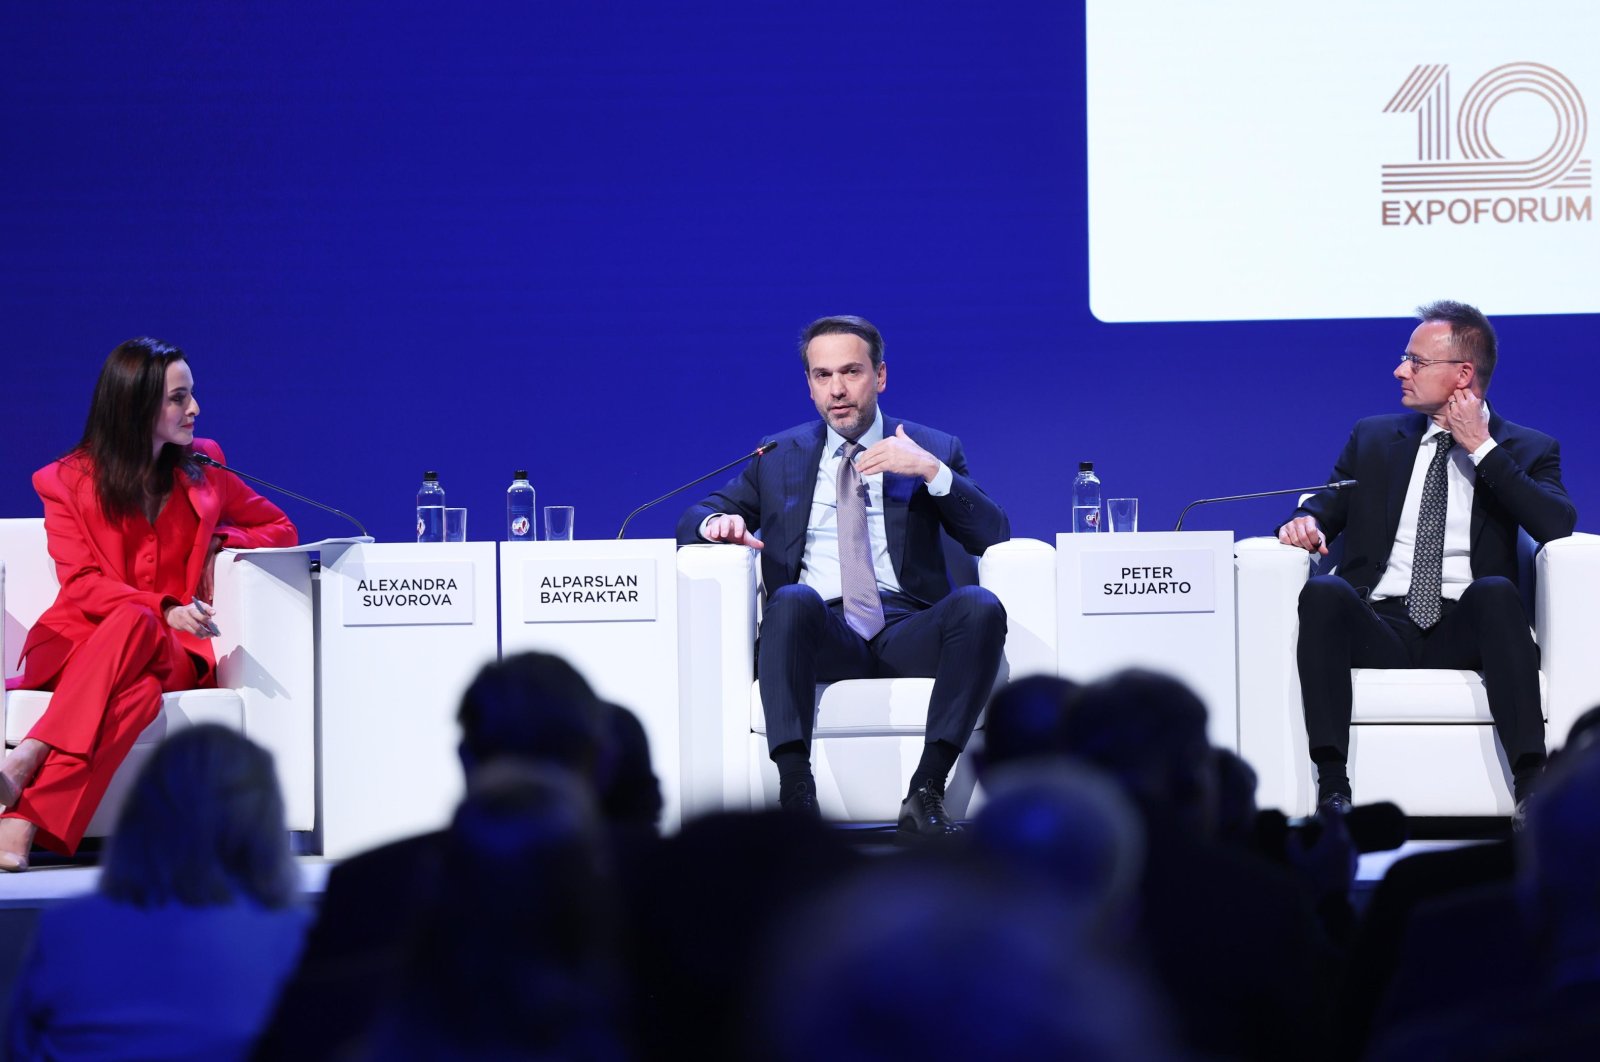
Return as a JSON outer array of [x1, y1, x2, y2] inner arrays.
[[1173, 480, 1357, 531], [616, 440, 778, 539], [192, 452, 370, 538]]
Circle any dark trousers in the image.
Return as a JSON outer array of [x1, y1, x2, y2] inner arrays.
[[756, 583, 1007, 754], [1296, 574, 1545, 775]]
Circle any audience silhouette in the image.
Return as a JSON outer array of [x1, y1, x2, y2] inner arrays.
[[359, 762, 627, 1061], [7, 725, 308, 1061], [254, 651, 658, 1061], [11, 654, 1598, 1062]]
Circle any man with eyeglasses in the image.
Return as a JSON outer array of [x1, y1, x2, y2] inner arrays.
[[1277, 301, 1575, 826]]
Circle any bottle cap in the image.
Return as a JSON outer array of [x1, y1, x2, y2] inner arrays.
[[514, 470, 529, 479], [1078, 461, 1094, 472], [423, 471, 439, 481]]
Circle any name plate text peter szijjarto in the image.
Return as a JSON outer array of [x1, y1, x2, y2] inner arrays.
[[1079, 548, 1216, 615]]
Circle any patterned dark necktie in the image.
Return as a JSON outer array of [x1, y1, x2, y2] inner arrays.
[[1407, 431, 1454, 630], [837, 441, 885, 640]]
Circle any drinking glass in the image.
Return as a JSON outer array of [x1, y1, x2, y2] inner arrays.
[[1107, 498, 1139, 533], [444, 507, 468, 542], [544, 505, 575, 541]]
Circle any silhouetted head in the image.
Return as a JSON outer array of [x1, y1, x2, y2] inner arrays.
[[1061, 669, 1216, 833], [754, 859, 1178, 1061], [633, 810, 859, 1062], [1561, 702, 1600, 754], [1211, 748, 1260, 847], [596, 701, 662, 831], [368, 761, 623, 1060], [437, 761, 614, 969], [456, 652, 606, 779], [971, 759, 1145, 937], [976, 674, 1080, 783], [101, 724, 297, 908], [1519, 740, 1600, 962]]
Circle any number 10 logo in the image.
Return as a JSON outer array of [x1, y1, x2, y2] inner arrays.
[[1382, 62, 1589, 194]]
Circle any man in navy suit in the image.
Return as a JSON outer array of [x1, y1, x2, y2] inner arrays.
[[677, 315, 1010, 838], [1279, 301, 1576, 823]]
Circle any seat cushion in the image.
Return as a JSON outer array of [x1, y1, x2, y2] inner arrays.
[[752, 678, 981, 737], [1349, 668, 1547, 724], [5, 688, 245, 746]]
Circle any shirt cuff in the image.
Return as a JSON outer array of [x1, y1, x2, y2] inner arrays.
[[1468, 438, 1498, 464], [926, 462, 953, 496]]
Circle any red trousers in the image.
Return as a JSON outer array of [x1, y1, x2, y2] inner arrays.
[[5, 603, 200, 854]]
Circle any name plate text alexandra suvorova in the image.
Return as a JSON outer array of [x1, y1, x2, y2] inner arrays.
[[1079, 549, 1216, 615], [522, 557, 657, 623], [342, 559, 477, 626]]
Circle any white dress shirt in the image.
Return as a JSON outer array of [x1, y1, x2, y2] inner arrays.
[[1371, 414, 1499, 603], [698, 410, 954, 600], [798, 410, 952, 601]]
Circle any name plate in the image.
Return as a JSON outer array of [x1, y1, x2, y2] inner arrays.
[[343, 560, 476, 626], [523, 557, 657, 623], [1080, 548, 1216, 615]]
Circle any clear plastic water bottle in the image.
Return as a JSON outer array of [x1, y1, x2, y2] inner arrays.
[[1072, 461, 1102, 533], [506, 470, 536, 541], [416, 471, 445, 542]]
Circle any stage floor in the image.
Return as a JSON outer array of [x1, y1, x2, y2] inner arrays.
[[0, 838, 1485, 910]]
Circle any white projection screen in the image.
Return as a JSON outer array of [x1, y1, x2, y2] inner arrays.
[[1087, 1, 1599, 322]]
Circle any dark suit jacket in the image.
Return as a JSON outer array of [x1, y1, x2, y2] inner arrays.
[[1290, 410, 1575, 596], [674, 416, 1009, 606]]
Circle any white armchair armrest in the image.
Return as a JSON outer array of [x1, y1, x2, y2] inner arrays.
[[979, 538, 1057, 683], [213, 549, 316, 831], [676, 544, 759, 818], [1235, 536, 1315, 814], [1536, 532, 1600, 747]]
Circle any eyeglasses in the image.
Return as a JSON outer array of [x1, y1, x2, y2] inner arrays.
[[1398, 353, 1468, 371]]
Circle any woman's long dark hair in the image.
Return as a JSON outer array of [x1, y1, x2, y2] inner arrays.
[[78, 336, 200, 520]]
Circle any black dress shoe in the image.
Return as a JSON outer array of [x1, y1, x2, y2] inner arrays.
[[1317, 792, 1353, 816], [897, 782, 963, 840], [1511, 796, 1530, 833], [779, 780, 822, 820]]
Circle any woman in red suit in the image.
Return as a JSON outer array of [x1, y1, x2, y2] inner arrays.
[[0, 338, 297, 870]]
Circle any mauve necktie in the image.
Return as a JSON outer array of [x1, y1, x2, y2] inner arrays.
[[1406, 431, 1454, 630], [837, 441, 885, 639]]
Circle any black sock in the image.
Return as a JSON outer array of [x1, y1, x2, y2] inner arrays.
[[1513, 756, 1545, 803], [772, 742, 813, 800], [1312, 750, 1350, 801], [908, 741, 959, 797]]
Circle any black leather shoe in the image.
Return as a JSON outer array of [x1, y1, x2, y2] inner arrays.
[[779, 779, 822, 820], [897, 782, 963, 840], [1317, 792, 1353, 816]]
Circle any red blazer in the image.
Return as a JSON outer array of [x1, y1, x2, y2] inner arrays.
[[19, 437, 298, 688]]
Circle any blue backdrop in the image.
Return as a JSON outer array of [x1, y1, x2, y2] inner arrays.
[[3, 3, 1592, 545]]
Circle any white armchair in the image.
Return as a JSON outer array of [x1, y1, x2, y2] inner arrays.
[[1236, 533, 1600, 817], [676, 538, 1058, 823], [1, 518, 316, 835]]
